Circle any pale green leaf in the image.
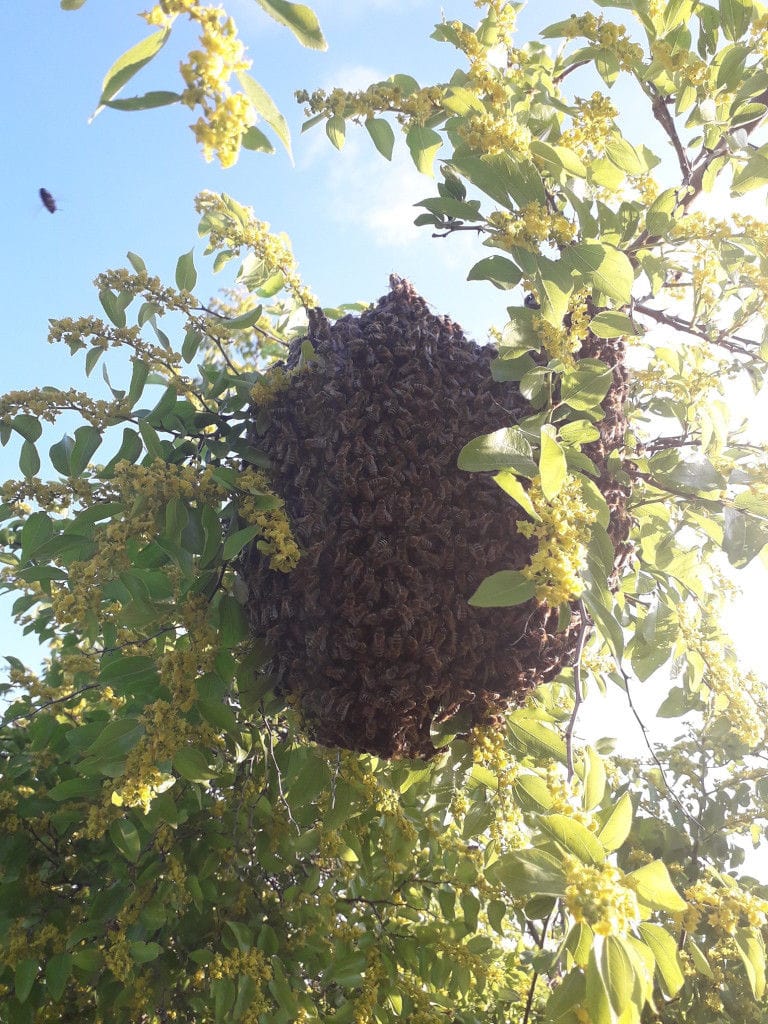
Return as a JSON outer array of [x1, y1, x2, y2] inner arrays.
[[457, 426, 536, 474], [625, 861, 687, 912], [582, 746, 606, 810], [468, 570, 536, 607], [598, 792, 633, 851], [539, 425, 567, 501], [237, 71, 292, 158], [735, 927, 766, 999], [97, 29, 170, 108], [600, 935, 636, 1016], [564, 243, 635, 303], [175, 249, 197, 292], [406, 125, 443, 176], [254, 0, 327, 49], [493, 471, 540, 519], [365, 117, 395, 159], [538, 813, 606, 865], [589, 311, 642, 338], [637, 923, 685, 996]]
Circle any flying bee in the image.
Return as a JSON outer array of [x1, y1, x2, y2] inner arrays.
[[39, 188, 57, 213]]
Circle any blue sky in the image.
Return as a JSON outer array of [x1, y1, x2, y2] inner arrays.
[[2, 1, 766, 761]]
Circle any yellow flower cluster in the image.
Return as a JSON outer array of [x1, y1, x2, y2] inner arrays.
[[562, 13, 643, 71], [459, 112, 532, 157], [677, 605, 767, 747], [143, 2, 253, 167], [446, 7, 523, 102], [684, 878, 768, 936], [104, 932, 133, 983], [111, 699, 204, 813], [196, 191, 317, 308], [296, 83, 444, 128], [488, 203, 575, 253], [351, 948, 386, 1024], [650, 39, 711, 89], [208, 948, 272, 1020], [237, 470, 299, 573], [748, 13, 768, 61], [518, 475, 597, 607], [533, 290, 590, 366], [560, 92, 618, 160], [545, 763, 597, 830], [564, 857, 641, 936], [0, 385, 126, 431]]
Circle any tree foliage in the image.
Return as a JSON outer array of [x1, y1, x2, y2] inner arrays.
[[3, 1, 768, 1022]]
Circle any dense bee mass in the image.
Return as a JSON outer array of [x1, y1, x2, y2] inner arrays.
[[245, 278, 628, 759]]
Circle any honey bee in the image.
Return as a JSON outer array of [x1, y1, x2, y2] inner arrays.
[[39, 187, 57, 213], [372, 628, 385, 656]]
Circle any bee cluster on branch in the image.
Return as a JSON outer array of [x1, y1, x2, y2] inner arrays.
[[245, 278, 629, 759]]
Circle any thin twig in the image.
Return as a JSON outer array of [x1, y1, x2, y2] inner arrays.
[[565, 599, 591, 780], [262, 713, 300, 834], [633, 303, 756, 356], [3, 684, 100, 725], [618, 665, 703, 831]]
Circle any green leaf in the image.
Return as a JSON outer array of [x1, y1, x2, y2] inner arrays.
[[486, 848, 567, 897], [686, 937, 714, 979], [530, 139, 587, 179], [223, 526, 261, 560], [254, 0, 327, 50], [15, 959, 38, 1003], [98, 28, 170, 107], [11, 414, 42, 442], [174, 747, 215, 784], [365, 117, 395, 159], [539, 425, 567, 501], [45, 953, 72, 1002], [237, 72, 292, 158], [589, 311, 642, 338], [493, 471, 539, 519], [564, 243, 635, 303], [406, 125, 443, 176], [585, 948, 613, 1024], [582, 746, 606, 810], [19, 439, 40, 478], [732, 150, 768, 193], [21, 511, 55, 559], [457, 427, 536, 474], [538, 813, 606, 865], [218, 305, 264, 331], [109, 819, 141, 863], [175, 249, 197, 292], [561, 360, 614, 412], [637, 923, 685, 996], [467, 255, 522, 289], [605, 135, 644, 174], [545, 968, 587, 1020], [100, 427, 143, 476], [325, 114, 346, 150], [508, 713, 567, 763], [69, 425, 102, 476], [597, 792, 633, 851], [106, 90, 180, 111], [600, 935, 636, 1015], [625, 860, 687, 912], [468, 570, 536, 607], [242, 125, 275, 153], [99, 288, 126, 328], [128, 941, 162, 964], [720, 0, 753, 40], [225, 920, 254, 951], [735, 927, 766, 999]]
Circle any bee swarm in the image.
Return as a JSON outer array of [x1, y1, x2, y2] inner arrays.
[[245, 278, 628, 759]]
